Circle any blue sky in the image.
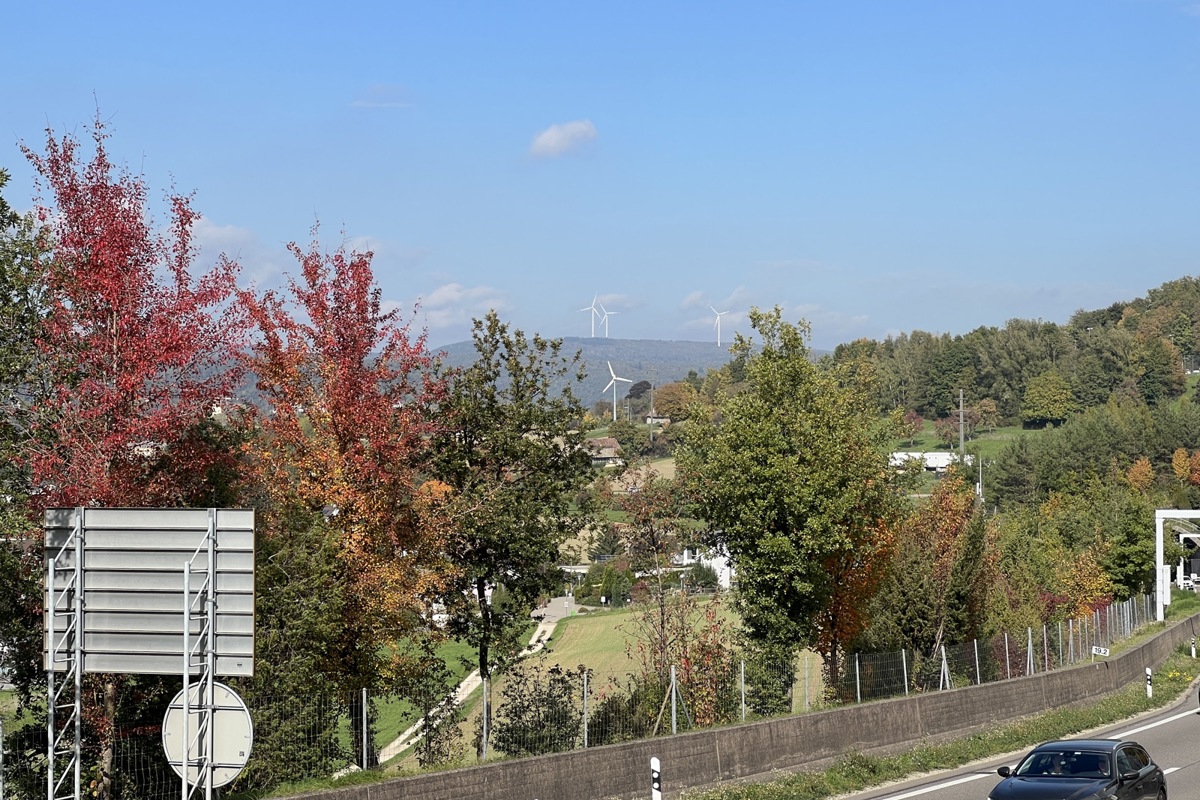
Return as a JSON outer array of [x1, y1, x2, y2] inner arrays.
[[4, 1, 1199, 351]]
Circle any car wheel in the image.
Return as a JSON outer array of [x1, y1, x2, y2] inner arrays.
[[1158, 787, 1167, 800]]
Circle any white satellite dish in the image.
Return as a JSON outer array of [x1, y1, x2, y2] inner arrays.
[[162, 681, 254, 788]]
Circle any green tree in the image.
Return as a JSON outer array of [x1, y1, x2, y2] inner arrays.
[[429, 311, 595, 757], [235, 510, 350, 789], [607, 417, 652, 458], [677, 307, 904, 682], [1021, 370, 1079, 427], [0, 168, 45, 501], [587, 524, 623, 561], [0, 169, 46, 715], [487, 662, 586, 757], [1136, 336, 1185, 406]]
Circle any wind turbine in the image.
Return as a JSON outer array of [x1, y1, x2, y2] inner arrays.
[[578, 295, 601, 337], [710, 305, 730, 347], [604, 361, 632, 421], [598, 303, 619, 338]]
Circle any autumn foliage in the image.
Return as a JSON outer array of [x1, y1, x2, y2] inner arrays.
[[241, 228, 454, 636], [20, 117, 247, 508]]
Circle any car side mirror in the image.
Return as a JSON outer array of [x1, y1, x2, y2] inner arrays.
[[997, 767, 1012, 778], [1119, 771, 1139, 783]]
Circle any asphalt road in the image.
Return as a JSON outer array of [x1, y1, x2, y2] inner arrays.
[[847, 685, 1200, 800]]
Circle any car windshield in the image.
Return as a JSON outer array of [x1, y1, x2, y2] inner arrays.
[[1015, 750, 1110, 778]]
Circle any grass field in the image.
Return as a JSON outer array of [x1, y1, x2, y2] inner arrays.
[[377, 593, 826, 772], [371, 637, 478, 750], [529, 596, 826, 707]]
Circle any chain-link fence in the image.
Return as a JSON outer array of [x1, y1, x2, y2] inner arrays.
[[0, 593, 1158, 799]]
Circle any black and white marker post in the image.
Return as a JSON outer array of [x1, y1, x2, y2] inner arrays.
[[1146, 667, 1153, 699], [651, 756, 662, 800]]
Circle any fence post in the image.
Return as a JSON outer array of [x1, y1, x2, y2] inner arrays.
[[1058, 621, 1063, 667], [1026, 627, 1034, 675], [939, 646, 950, 690], [804, 654, 810, 711], [902, 649, 909, 696], [362, 687, 369, 770], [973, 639, 980, 684], [1004, 633, 1011, 680], [583, 669, 589, 749], [1043, 625, 1049, 672], [739, 660, 746, 722], [855, 654, 861, 703], [670, 665, 677, 735], [1, 716, 5, 800]]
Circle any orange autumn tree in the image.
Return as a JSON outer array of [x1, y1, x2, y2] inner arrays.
[[813, 514, 895, 697], [241, 229, 454, 766], [860, 472, 990, 690]]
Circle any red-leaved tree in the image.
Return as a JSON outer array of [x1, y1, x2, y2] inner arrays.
[[21, 116, 248, 798], [240, 227, 455, 764], [21, 118, 247, 509]]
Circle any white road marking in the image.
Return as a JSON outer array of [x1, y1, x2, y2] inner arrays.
[[1117, 708, 1199, 737], [882, 770, 1006, 800]]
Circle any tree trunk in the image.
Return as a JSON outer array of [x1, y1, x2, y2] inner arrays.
[[99, 678, 117, 799], [475, 577, 492, 760]]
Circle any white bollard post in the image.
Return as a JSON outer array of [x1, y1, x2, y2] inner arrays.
[[651, 756, 662, 800], [1145, 667, 1152, 699]]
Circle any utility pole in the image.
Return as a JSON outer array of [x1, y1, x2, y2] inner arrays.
[[958, 389, 965, 454]]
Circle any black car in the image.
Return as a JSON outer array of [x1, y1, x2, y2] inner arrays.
[[988, 739, 1166, 800]]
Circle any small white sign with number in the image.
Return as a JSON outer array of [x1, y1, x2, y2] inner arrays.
[[1091, 646, 1110, 657]]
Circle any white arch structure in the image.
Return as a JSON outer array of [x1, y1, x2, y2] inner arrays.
[[1154, 509, 1200, 621]]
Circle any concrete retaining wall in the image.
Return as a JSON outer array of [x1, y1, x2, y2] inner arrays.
[[287, 613, 1200, 800]]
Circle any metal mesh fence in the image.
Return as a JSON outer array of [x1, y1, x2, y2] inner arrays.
[[0, 594, 1158, 799]]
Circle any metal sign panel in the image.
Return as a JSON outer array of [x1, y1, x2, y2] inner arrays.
[[44, 507, 255, 676]]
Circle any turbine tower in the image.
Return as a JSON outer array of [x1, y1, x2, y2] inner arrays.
[[710, 305, 730, 347], [603, 361, 632, 422], [599, 303, 618, 338], [578, 295, 601, 337]]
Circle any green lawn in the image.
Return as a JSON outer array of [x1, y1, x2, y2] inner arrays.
[[528, 597, 825, 706], [532, 603, 640, 685], [372, 637, 478, 750]]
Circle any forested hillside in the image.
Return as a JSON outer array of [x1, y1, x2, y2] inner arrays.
[[826, 277, 1200, 424]]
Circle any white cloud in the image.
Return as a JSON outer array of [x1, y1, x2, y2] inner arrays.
[[529, 120, 598, 158], [350, 84, 413, 109], [406, 282, 510, 342], [191, 217, 288, 291]]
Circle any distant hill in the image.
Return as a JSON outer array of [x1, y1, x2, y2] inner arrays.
[[434, 337, 740, 404]]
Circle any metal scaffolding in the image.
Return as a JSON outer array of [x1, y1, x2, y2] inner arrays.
[[180, 508, 218, 800], [45, 508, 84, 800]]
